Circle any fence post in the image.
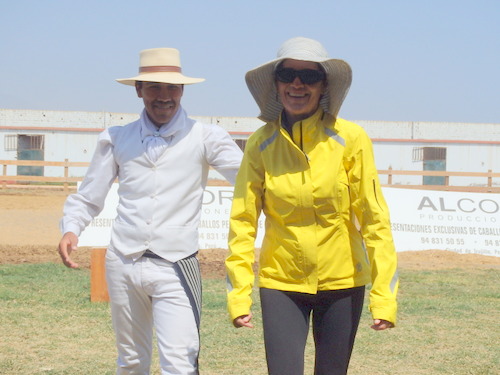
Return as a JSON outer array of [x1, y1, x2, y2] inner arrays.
[[1, 163, 6, 189], [488, 169, 492, 188], [64, 158, 69, 193], [90, 248, 109, 302], [388, 166, 393, 185]]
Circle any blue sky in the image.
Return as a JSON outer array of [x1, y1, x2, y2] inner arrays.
[[1, 0, 499, 123]]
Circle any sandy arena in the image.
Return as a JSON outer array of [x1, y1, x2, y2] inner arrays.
[[0, 188, 499, 275]]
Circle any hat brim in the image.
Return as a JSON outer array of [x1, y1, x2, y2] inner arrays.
[[245, 57, 352, 122], [116, 72, 205, 86]]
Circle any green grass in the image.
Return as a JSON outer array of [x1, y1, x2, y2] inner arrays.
[[0, 264, 498, 374]]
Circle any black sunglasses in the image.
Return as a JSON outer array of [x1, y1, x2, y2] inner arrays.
[[275, 68, 326, 85]]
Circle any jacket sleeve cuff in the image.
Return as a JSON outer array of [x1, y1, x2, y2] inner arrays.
[[369, 301, 398, 326], [227, 297, 252, 322]]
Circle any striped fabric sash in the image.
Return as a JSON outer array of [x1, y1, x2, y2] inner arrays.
[[174, 253, 202, 329]]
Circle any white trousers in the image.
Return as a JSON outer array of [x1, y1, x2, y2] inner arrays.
[[105, 248, 199, 375]]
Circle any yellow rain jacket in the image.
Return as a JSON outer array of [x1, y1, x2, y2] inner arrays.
[[226, 109, 398, 324]]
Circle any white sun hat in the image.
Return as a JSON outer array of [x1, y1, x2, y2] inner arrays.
[[245, 37, 352, 122], [116, 48, 205, 86]]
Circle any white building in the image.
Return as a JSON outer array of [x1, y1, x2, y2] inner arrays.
[[1, 109, 499, 188]]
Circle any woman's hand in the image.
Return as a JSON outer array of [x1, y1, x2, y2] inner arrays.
[[371, 319, 394, 331], [233, 313, 254, 328]]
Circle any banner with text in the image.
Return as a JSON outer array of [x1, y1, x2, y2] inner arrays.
[[384, 187, 499, 256], [78, 185, 266, 249], [79, 185, 499, 257]]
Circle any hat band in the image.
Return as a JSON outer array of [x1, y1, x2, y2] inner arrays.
[[139, 66, 182, 73]]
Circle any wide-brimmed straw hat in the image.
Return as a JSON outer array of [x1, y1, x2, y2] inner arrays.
[[245, 37, 352, 122], [116, 48, 205, 86]]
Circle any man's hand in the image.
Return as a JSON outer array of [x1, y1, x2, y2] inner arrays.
[[233, 313, 254, 328], [58, 232, 79, 268]]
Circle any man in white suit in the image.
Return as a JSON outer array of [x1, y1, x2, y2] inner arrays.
[[58, 47, 243, 374]]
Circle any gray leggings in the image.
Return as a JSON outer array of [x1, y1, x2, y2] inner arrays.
[[259, 286, 365, 375]]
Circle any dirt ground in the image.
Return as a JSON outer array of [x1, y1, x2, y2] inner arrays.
[[1, 188, 499, 277]]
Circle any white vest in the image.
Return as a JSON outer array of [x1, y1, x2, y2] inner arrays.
[[108, 118, 208, 262]]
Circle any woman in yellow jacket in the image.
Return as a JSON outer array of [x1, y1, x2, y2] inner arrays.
[[226, 37, 399, 375]]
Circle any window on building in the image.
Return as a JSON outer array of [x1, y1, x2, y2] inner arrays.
[[17, 135, 45, 176], [413, 147, 447, 185], [412, 147, 447, 162], [4, 135, 17, 151]]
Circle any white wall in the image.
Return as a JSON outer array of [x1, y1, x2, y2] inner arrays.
[[1, 109, 499, 187]]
